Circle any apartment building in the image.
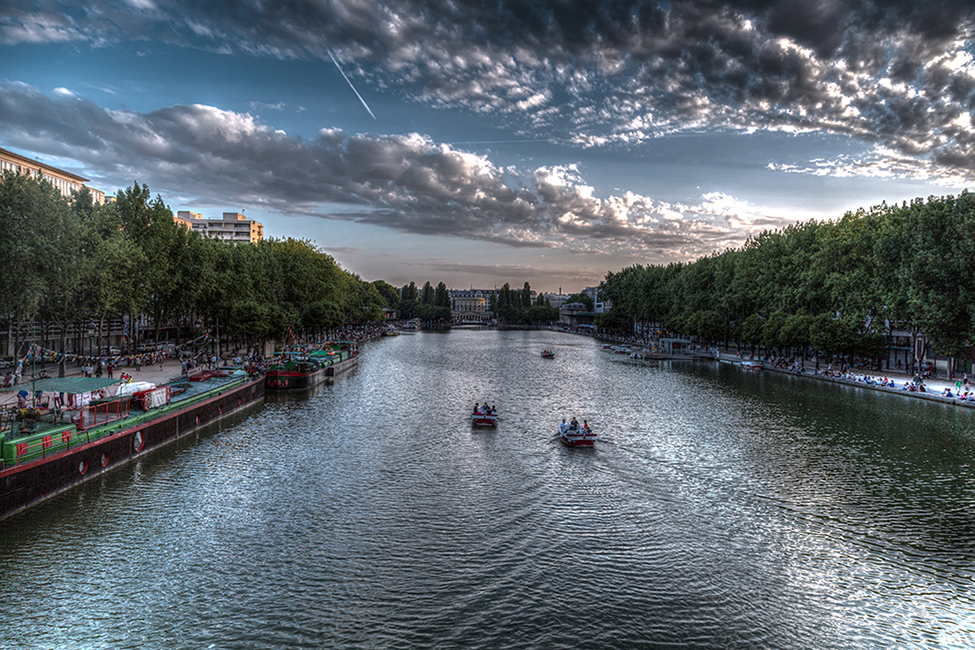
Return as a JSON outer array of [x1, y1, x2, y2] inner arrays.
[[0, 146, 106, 204], [175, 211, 264, 244]]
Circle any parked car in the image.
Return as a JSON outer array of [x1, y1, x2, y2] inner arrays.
[[99, 346, 122, 356], [0, 356, 14, 369]]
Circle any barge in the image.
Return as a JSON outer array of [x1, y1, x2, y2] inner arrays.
[[0, 369, 264, 522], [265, 344, 358, 390]]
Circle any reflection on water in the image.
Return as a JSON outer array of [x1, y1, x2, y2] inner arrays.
[[2, 329, 975, 649]]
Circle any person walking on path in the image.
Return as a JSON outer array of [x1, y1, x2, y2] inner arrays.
[[107, 363, 114, 379]]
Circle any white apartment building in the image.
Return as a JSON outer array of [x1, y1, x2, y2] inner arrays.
[[0, 146, 106, 204]]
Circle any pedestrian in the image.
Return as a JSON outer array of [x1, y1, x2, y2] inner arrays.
[[107, 363, 114, 378]]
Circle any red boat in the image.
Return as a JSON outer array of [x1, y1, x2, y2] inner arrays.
[[541, 350, 555, 358], [559, 421, 596, 447], [471, 404, 498, 427]]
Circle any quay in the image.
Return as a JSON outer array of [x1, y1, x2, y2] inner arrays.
[[561, 327, 975, 410]]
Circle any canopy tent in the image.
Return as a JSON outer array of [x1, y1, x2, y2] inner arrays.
[[0, 377, 119, 394]]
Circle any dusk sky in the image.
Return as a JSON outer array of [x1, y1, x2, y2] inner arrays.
[[2, 0, 973, 292]]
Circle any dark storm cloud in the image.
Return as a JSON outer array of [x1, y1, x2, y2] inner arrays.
[[5, 0, 973, 177], [0, 82, 779, 257]]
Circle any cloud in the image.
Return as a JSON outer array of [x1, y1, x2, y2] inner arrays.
[[4, 0, 975, 182], [0, 83, 788, 257]]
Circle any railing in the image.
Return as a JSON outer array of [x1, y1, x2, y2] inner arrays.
[[3, 424, 93, 466]]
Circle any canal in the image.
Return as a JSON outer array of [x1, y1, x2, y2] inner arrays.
[[2, 329, 974, 649]]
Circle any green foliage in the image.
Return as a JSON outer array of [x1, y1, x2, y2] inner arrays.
[[0, 176, 386, 350], [372, 280, 400, 308], [601, 193, 975, 362], [564, 292, 593, 311]]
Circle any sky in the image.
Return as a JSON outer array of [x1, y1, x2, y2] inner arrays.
[[1, 0, 973, 293]]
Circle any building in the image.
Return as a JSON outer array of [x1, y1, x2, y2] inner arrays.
[[0, 146, 105, 204], [450, 289, 490, 322], [540, 293, 569, 310], [582, 285, 611, 314], [175, 211, 264, 244], [559, 302, 596, 328]]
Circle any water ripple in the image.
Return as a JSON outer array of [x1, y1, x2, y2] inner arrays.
[[2, 331, 975, 648]]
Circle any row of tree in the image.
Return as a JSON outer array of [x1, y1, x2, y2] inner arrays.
[[600, 192, 975, 368], [391, 280, 453, 322], [0, 173, 392, 373]]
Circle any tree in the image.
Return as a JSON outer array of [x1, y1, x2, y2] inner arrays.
[[564, 292, 593, 311], [435, 282, 450, 308], [372, 280, 401, 308], [420, 281, 435, 305]]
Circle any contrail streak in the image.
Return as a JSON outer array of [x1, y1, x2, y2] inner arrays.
[[328, 49, 376, 121]]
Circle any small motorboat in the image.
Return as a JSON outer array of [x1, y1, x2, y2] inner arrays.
[[471, 404, 498, 427], [558, 421, 596, 447], [740, 360, 763, 371], [541, 350, 555, 358]]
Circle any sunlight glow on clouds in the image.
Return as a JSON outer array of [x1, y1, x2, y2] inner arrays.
[[0, 83, 786, 258]]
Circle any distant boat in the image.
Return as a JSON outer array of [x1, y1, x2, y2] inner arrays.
[[541, 350, 555, 358]]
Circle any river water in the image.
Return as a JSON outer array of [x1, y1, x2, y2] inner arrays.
[[2, 329, 975, 649]]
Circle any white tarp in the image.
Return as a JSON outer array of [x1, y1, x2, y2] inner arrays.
[[116, 381, 155, 396]]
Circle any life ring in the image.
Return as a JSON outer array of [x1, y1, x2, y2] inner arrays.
[[100, 452, 109, 467], [78, 460, 88, 475], [133, 430, 144, 452]]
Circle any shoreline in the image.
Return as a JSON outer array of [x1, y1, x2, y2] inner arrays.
[[564, 327, 975, 411], [749, 359, 975, 409]]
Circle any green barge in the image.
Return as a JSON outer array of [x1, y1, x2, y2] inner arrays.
[[0, 369, 265, 521]]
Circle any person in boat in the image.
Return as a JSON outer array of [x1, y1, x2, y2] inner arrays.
[[570, 417, 579, 431], [560, 418, 569, 434], [582, 420, 591, 434], [490, 404, 496, 414], [473, 402, 480, 414]]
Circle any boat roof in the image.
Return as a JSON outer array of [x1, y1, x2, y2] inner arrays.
[[0, 377, 120, 394]]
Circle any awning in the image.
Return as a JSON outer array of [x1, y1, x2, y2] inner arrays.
[[0, 377, 120, 394]]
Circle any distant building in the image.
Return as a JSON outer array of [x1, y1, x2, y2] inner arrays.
[[559, 302, 595, 328], [582, 285, 611, 314], [450, 289, 490, 322], [540, 293, 568, 310], [175, 210, 264, 244], [0, 146, 105, 204]]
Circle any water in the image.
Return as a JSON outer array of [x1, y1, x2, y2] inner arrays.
[[2, 330, 975, 649]]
